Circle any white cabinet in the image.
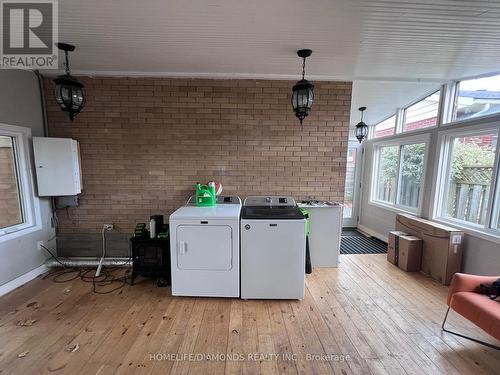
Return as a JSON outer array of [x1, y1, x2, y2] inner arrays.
[[33, 137, 82, 196], [299, 203, 343, 267]]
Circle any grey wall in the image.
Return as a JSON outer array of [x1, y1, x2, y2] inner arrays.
[[358, 123, 500, 276], [0, 70, 55, 287]]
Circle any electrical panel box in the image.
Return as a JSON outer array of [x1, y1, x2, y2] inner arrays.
[[33, 137, 82, 196]]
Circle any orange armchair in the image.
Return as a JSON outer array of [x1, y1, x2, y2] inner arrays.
[[442, 273, 500, 350]]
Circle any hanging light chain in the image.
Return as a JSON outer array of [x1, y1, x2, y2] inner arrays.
[[302, 57, 306, 80], [64, 50, 71, 75]]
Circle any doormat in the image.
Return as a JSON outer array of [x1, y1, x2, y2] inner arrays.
[[340, 232, 387, 254]]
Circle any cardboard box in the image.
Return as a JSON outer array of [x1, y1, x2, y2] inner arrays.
[[387, 231, 407, 265], [398, 235, 422, 272], [395, 214, 464, 285]]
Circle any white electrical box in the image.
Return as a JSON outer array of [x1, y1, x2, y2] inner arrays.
[[33, 137, 82, 196]]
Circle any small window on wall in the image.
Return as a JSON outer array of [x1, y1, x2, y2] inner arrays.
[[0, 135, 23, 229], [453, 74, 500, 122], [440, 132, 498, 227], [403, 91, 440, 132], [373, 115, 396, 138], [372, 138, 428, 212]]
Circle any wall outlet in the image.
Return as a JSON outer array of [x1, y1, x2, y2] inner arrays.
[[103, 224, 114, 231], [37, 240, 44, 251]]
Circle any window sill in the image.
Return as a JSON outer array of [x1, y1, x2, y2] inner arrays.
[[432, 217, 500, 245], [0, 223, 41, 243], [368, 200, 419, 216]]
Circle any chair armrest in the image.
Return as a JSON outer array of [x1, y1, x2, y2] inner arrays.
[[447, 273, 500, 306]]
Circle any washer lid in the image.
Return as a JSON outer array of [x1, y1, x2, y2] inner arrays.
[[170, 205, 241, 220], [241, 206, 305, 220]]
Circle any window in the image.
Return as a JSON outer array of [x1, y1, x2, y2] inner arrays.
[[397, 143, 426, 208], [453, 74, 500, 122], [343, 144, 358, 220], [0, 135, 23, 229], [0, 124, 39, 238], [375, 146, 398, 203], [373, 115, 396, 138], [440, 130, 498, 227], [403, 91, 440, 132], [371, 136, 428, 212]]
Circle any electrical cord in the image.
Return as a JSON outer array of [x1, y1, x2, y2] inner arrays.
[[40, 243, 132, 294]]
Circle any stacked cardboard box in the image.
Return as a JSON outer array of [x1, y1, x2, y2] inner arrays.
[[395, 214, 464, 285]]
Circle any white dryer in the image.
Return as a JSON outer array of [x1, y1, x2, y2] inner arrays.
[[169, 196, 241, 297]]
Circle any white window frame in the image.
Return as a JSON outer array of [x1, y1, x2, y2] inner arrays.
[[0, 123, 41, 240], [372, 114, 397, 139], [370, 133, 430, 215], [432, 120, 500, 240], [400, 89, 441, 133], [444, 72, 500, 126]]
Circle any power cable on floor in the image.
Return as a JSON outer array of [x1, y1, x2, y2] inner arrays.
[[40, 244, 132, 294]]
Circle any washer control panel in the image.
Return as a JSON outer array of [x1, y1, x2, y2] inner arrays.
[[243, 196, 296, 207]]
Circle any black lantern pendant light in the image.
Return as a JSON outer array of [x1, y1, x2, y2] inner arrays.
[[291, 49, 314, 125], [355, 106, 369, 143], [53, 43, 85, 121]]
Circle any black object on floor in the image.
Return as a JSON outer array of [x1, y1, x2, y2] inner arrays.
[[131, 235, 171, 286], [341, 231, 387, 254], [305, 237, 312, 274]]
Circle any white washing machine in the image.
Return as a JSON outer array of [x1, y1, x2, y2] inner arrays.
[[169, 195, 241, 297], [240, 196, 306, 300]]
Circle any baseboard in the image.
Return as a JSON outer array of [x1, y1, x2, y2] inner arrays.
[[357, 224, 388, 243], [0, 263, 48, 298]]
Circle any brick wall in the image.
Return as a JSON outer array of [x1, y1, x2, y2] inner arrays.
[[0, 145, 22, 228], [44, 77, 351, 256]]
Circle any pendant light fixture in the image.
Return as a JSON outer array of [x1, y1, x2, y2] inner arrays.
[[53, 43, 85, 121], [291, 49, 314, 125], [355, 106, 369, 143]]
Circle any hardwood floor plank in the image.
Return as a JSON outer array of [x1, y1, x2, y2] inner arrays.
[[346, 255, 500, 374], [1, 257, 499, 375]]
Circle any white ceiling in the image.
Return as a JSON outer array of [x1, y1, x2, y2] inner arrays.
[[54, 0, 500, 124]]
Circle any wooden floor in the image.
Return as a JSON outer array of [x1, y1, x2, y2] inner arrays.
[[0, 254, 499, 375]]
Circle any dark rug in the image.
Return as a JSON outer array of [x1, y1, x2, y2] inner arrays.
[[342, 229, 364, 237], [340, 230, 387, 254]]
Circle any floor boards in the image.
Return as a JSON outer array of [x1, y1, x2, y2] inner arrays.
[[0, 254, 499, 375]]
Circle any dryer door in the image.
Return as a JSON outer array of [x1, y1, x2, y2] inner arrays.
[[176, 225, 232, 270]]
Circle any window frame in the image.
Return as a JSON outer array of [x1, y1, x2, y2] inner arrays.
[[401, 89, 441, 133], [432, 121, 500, 239], [370, 133, 430, 215], [444, 72, 500, 126], [0, 123, 40, 239], [372, 114, 397, 139]]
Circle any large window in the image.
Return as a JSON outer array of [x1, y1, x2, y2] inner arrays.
[[438, 128, 499, 229], [0, 135, 23, 229], [373, 115, 396, 138], [403, 91, 440, 132], [372, 137, 428, 212], [453, 74, 500, 122]]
